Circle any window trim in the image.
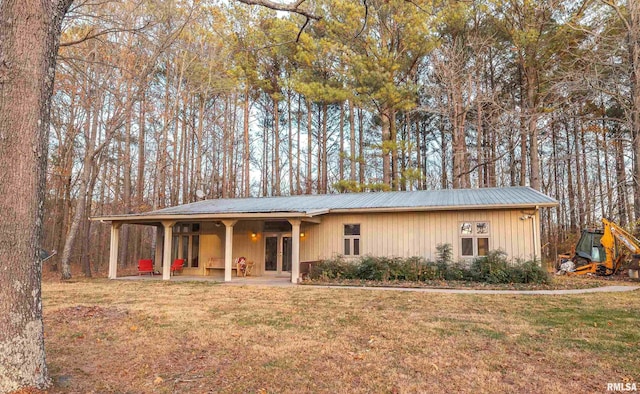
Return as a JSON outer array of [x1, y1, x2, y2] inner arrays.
[[343, 223, 361, 256], [458, 221, 490, 258]]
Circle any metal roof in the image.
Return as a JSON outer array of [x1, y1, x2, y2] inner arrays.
[[94, 187, 558, 222]]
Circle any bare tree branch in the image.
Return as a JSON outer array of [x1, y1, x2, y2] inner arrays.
[[235, 0, 321, 20], [354, 0, 368, 39], [296, 17, 310, 42], [59, 22, 150, 47]]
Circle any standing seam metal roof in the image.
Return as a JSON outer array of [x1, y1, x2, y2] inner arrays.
[[132, 186, 557, 217]]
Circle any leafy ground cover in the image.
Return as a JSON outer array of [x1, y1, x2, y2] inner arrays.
[[38, 278, 639, 393]]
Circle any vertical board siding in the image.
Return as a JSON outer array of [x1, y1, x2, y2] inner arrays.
[[299, 209, 538, 263], [191, 209, 542, 275], [233, 221, 266, 275]]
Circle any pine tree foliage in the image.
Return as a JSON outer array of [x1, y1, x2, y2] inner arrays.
[[44, 0, 640, 273]]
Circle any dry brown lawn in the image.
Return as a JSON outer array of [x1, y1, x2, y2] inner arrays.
[[42, 279, 639, 393]]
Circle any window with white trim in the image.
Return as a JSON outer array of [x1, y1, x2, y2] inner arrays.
[[344, 224, 361, 256], [459, 221, 490, 257]]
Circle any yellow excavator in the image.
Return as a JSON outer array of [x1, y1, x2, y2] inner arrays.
[[558, 218, 640, 276]]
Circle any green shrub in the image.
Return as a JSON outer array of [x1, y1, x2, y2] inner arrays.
[[356, 256, 391, 281], [470, 250, 510, 283], [404, 256, 430, 281], [309, 250, 550, 285], [435, 243, 453, 280], [469, 251, 550, 284], [509, 260, 550, 284], [309, 257, 355, 280], [441, 261, 467, 281], [436, 243, 453, 265]]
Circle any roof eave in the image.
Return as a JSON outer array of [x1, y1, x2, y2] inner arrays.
[[329, 202, 558, 214], [89, 210, 324, 224], [91, 203, 556, 224]]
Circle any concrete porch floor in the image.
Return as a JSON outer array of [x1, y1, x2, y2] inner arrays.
[[116, 273, 295, 286]]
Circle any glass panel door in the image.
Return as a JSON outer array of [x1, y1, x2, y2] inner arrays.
[[171, 236, 179, 261], [265, 236, 278, 271], [191, 235, 199, 267], [182, 236, 189, 263], [282, 236, 292, 272]]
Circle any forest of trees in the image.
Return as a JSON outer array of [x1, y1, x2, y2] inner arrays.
[[45, 0, 640, 275]]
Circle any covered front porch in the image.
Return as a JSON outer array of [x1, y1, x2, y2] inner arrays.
[[116, 272, 296, 286], [102, 214, 321, 284]]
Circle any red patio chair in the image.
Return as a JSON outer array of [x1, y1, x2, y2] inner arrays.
[[170, 259, 185, 276], [138, 259, 154, 276]]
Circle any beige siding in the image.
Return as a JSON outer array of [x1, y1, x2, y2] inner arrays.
[[185, 209, 542, 276], [199, 233, 223, 275], [194, 220, 267, 276], [299, 209, 540, 263], [232, 221, 266, 275]]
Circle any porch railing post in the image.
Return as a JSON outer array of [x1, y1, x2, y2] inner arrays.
[[222, 220, 237, 282], [155, 226, 163, 273], [108, 222, 121, 279], [289, 219, 301, 284], [162, 221, 175, 280]]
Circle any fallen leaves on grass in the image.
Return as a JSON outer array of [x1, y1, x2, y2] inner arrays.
[[40, 279, 640, 394], [302, 276, 632, 291]]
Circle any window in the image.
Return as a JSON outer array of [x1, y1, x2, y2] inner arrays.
[[171, 223, 200, 267], [344, 224, 361, 256], [459, 221, 490, 258], [263, 221, 292, 232]]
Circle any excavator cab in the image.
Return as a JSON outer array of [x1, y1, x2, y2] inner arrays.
[[574, 230, 606, 264]]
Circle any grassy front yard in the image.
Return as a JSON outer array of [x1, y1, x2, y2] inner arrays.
[[42, 279, 639, 393]]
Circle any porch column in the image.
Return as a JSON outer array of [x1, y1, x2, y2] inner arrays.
[[289, 219, 301, 284], [154, 226, 163, 272], [533, 209, 540, 262], [222, 220, 237, 282], [108, 222, 121, 279], [162, 221, 176, 280]]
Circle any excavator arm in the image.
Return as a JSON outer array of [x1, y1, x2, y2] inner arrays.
[[601, 218, 640, 274]]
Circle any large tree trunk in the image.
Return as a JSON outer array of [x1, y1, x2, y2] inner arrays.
[[288, 90, 294, 195], [349, 101, 356, 182], [381, 106, 392, 187], [60, 86, 102, 280], [296, 94, 302, 194], [390, 110, 399, 190], [358, 106, 365, 185], [306, 99, 313, 194], [629, 0, 640, 229], [243, 90, 251, 196], [119, 81, 133, 268], [339, 101, 345, 181], [564, 120, 578, 233], [321, 103, 328, 193], [0, 0, 71, 391], [273, 97, 281, 195], [615, 128, 629, 226]]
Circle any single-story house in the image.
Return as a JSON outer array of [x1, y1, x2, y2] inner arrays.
[[93, 186, 558, 283]]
